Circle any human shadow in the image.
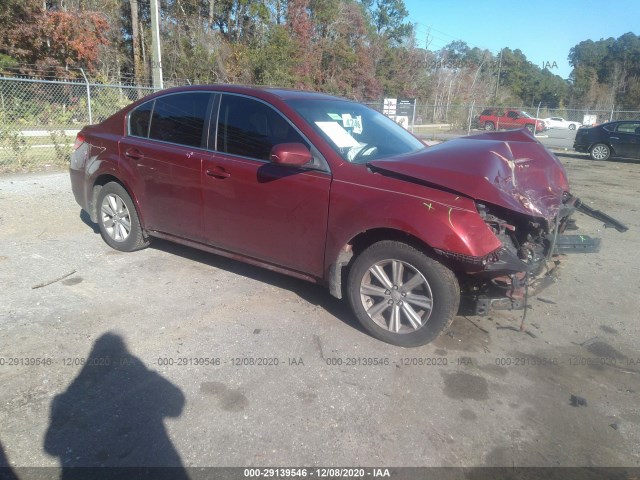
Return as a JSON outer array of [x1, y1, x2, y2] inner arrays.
[[43, 332, 189, 480], [0, 440, 19, 480]]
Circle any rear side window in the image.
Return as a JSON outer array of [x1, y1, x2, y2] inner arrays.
[[147, 92, 211, 147], [129, 101, 153, 138], [216, 94, 306, 161]]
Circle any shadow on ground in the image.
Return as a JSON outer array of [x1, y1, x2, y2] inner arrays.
[[43, 332, 189, 480]]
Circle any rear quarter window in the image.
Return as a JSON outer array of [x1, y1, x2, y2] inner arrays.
[[129, 101, 153, 138]]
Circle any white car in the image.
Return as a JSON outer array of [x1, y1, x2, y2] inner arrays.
[[544, 117, 582, 130]]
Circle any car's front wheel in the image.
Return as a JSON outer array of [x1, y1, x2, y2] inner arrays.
[[347, 241, 460, 347], [484, 122, 495, 131], [96, 182, 150, 252], [590, 143, 611, 161]]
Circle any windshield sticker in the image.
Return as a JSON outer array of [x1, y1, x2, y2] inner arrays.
[[315, 121, 360, 148], [342, 113, 354, 128], [327, 113, 342, 121], [353, 116, 363, 134]]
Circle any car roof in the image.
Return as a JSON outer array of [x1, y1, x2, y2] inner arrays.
[[144, 84, 350, 104]]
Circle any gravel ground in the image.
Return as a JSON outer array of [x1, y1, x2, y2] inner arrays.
[[0, 152, 639, 474]]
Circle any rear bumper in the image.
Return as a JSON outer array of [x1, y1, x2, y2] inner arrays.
[[69, 166, 88, 211]]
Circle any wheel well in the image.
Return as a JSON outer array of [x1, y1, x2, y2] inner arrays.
[[590, 142, 614, 154], [349, 228, 433, 258], [328, 228, 439, 300], [89, 174, 126, 223]]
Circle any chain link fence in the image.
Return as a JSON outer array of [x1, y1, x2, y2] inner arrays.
[[390, 103, 639, 131], [363, 101, 639, 134], [2, 75, 640, 172], [0, 77, 155, 172]]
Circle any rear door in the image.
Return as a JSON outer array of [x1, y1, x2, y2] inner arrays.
[[201, 93, 331, 277], [611, 122, 640, 158], [119, 92, 213, 241]]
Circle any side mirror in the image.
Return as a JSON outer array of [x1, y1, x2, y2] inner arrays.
[[270, 143, 312, 167]]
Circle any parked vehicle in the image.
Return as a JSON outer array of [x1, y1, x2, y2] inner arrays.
[[573, 120, 640, 160], [70, 85, 626, 347], [543, 117, 582, 130], [478, 109, 546, 133]]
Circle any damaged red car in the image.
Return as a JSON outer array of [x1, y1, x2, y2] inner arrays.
[[70, 86, 627, 347]]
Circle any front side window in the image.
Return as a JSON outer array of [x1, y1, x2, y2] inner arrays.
[[147, 92, 211, 147], [286, 98, 425, 163], [616, 122, 640, 134], [216, 95, 307, 161]]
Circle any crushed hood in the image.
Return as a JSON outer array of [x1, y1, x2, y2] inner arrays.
[[369, 129, 569, 222]]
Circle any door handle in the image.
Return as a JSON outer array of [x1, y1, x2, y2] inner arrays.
[[205, 167, 231, 179], [125, 148, 143, 160]]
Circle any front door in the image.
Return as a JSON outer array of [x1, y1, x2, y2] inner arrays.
[[202, 94, 331, 277], [611, 122, 640, 158]]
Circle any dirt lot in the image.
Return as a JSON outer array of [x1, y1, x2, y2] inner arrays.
[[0, 152, 639, 474]]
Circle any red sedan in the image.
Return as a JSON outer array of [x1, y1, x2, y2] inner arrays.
[[70, 85, 621, 347]]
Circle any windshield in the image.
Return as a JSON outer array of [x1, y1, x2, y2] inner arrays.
[[286, 98, 425, 163]]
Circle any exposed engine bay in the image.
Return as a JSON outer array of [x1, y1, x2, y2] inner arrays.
[[469, 192, 627, 316]]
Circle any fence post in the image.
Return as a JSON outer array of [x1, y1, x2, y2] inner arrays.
[[411, 101, 416, 133], [610, 105, 614, 122], [80, 68, 93, 125], [534, 101, 542, 137], [467, 100, 475, 136]]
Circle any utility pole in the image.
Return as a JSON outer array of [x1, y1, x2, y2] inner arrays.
[[150, 0, 163, 90]]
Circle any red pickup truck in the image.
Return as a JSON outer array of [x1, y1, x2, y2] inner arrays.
[[479, 109, 546, 133]]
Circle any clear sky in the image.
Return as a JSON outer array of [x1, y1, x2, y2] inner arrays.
[[403, 0, 640, 79]]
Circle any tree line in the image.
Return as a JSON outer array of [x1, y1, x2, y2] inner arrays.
[[0, 0, 638, 109]]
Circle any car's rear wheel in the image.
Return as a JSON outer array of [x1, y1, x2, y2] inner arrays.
[[96, 182, 150, 252], [590, 143, 611, 161], [569, 124, 576, 130], [484, 122, 495, 131], [347, 241, 460, 347]]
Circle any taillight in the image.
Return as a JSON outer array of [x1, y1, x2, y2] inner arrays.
[[72, 134, 85, 151]]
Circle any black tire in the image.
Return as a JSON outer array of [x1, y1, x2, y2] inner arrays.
[[484, 121, 495, 131], [346, 241, 460, 347], [590, 143, 611, 161], [96, 182, 150, 252]]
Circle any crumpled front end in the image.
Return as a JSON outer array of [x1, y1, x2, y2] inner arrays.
[[466, 193, 583, 315], [368, 129, 627, 315], [370, 128, 570, 226]]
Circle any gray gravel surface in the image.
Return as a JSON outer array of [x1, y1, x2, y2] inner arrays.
[[0, 154, 639, 470]]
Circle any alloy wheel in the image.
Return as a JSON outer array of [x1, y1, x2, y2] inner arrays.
[[100, 193, 132, 242], [359, 259, 434, 334]]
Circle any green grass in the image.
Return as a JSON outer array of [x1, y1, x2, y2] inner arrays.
[[0, 145, 69, 173]]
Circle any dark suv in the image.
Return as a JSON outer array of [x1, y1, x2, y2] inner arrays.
[[573, 120, 640, 160]]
